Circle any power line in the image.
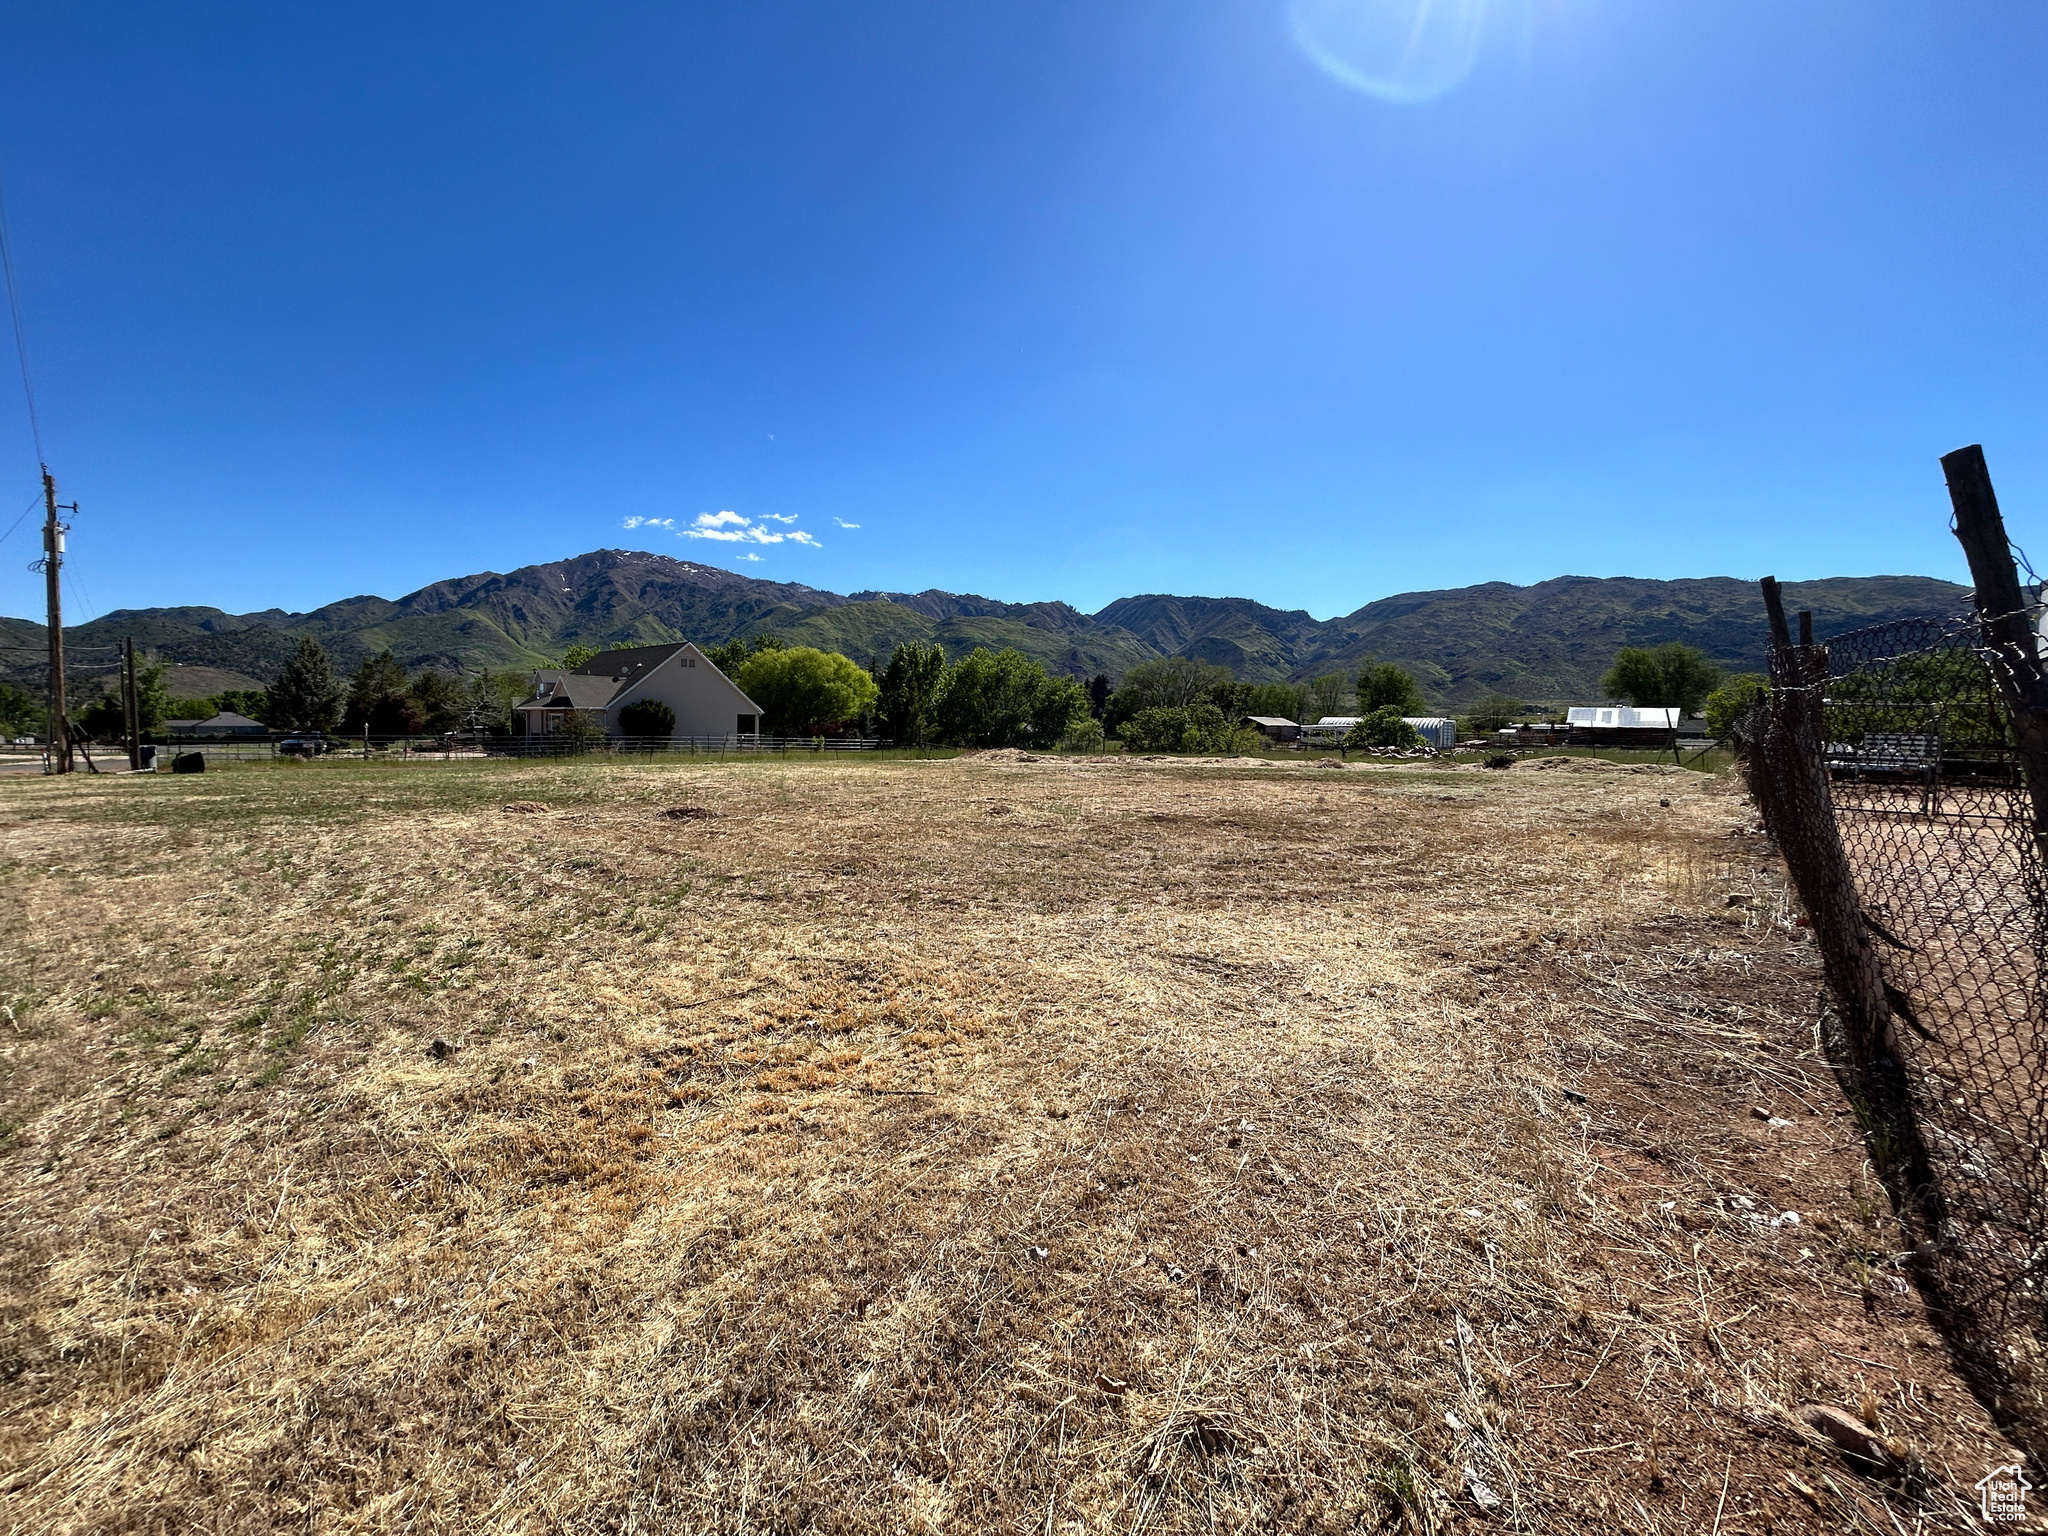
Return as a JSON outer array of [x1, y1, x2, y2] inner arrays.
[[0, 167, 43, 470], [0, 487, 36, 548]]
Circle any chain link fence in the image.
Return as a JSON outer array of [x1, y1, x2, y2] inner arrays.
[[1739, 489, 2048, 1464]]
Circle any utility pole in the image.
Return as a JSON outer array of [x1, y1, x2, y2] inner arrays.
[[123, 635, 141, 770], [36, 468, 73, 773]]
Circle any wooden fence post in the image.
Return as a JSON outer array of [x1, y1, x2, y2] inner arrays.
[[1942, 444, 2048, 863], [1750, 577, 1901, 1068]]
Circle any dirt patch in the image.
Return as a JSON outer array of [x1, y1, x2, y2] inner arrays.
[[0, 755, 2023, 1532]]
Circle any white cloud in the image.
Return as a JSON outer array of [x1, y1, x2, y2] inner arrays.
[[831, 517, 860, 529], [679, 509, 821, 548], [741, 552, 762, 561], [622, 516, 675, 531]]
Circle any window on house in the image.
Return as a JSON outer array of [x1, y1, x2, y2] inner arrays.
[[737, 715, 757, 734]]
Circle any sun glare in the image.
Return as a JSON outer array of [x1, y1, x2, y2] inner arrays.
[[1288, 0, 1489, 103]]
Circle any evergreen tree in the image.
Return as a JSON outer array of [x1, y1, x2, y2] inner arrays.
[[345, 650, 411, 733], [268, 638, 345, 732], [407, 669, 465, 733]]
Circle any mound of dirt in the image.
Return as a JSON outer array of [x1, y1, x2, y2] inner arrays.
[[1515, 756, 1680, 775], [662, 806, 721, 820], [502, 800, 550, 813]]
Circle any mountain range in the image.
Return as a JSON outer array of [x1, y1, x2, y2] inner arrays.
[[0, 548, 1970, 709]]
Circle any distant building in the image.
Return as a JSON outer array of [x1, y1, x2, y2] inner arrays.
[[1297, 716, 1358, 745], [1296, 715, 1453, 751], [1242, 715, 1301, 743], [1403, 717, 1458, 751], [1565, 705, 1680, 747], [164, 712, 270, 740], [513, 643, 764, 741]]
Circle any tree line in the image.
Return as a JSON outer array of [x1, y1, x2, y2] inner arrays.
[[15, 626, 1754, 751], [47, 638, 534, 740]]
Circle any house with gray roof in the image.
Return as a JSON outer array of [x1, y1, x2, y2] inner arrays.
[[513, 644, 764, 741]]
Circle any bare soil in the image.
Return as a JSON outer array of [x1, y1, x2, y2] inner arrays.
[[0, 753, 2030, 1532]]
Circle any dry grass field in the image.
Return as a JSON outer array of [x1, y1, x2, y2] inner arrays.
[[0, 752, 2029, 1533]]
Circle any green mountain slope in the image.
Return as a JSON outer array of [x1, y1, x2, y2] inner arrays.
[[1, 550, 1971, 710], [1300, 575, 1969, 703]]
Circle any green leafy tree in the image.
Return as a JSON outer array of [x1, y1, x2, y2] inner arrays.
[[346, 649, 413, 734], [1825, 650, 2007, 754], [1355, 664, 1425, 715], [934, 648, 1088, 749], [74, 691, 127, 742], [1118, 703, 1259, 755], [134, 662, 172, 733], [737, 646, 880, 735], [0, 682, 41, 738], [1243, 681, 1306, 722], [1305, 672, 1351, 721], [618, 698, 677, 738], [878, 641, 947, 746], [560, 643, 599, 669], [1463, 693, 1525, 734], [78, 663, 177, 740], [1601, 643, 1721, 715], [1702, 674, 1768, 739], [267, 637, 346, 732], [407, 669, 466, 733], [705, 633, 785, 678], [1103, 656, 1236, 734], [1344, 708, 1425, 751]]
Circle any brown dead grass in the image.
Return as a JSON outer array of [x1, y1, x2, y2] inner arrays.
[[0, 753, 2026, 1532]]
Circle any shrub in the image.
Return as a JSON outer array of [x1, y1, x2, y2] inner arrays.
[[1059, 717, 1106, 754], [1484, 752, 1516, 770], [1702, 673, 1767, 739], [618, 698, 677, 738], [553, 710, 607, 752], [1118, 703, 1259, 755], [1343, 708, 1424, 751]]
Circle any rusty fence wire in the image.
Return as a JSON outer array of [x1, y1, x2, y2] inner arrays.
[[1741, 605, 2048, 1464]]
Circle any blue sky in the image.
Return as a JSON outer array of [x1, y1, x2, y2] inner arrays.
[[0, 1, 2042, 624]]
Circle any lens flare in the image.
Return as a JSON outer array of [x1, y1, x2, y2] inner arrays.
[[1288, 0, 1488, 103]]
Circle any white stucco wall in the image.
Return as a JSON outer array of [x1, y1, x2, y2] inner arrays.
[[607, 646, 762, 738]]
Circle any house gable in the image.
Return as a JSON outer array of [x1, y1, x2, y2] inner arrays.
[[605, 644, 763, 738]]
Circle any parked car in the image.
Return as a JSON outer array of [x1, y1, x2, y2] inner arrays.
[[277, 733, 335, 757]]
